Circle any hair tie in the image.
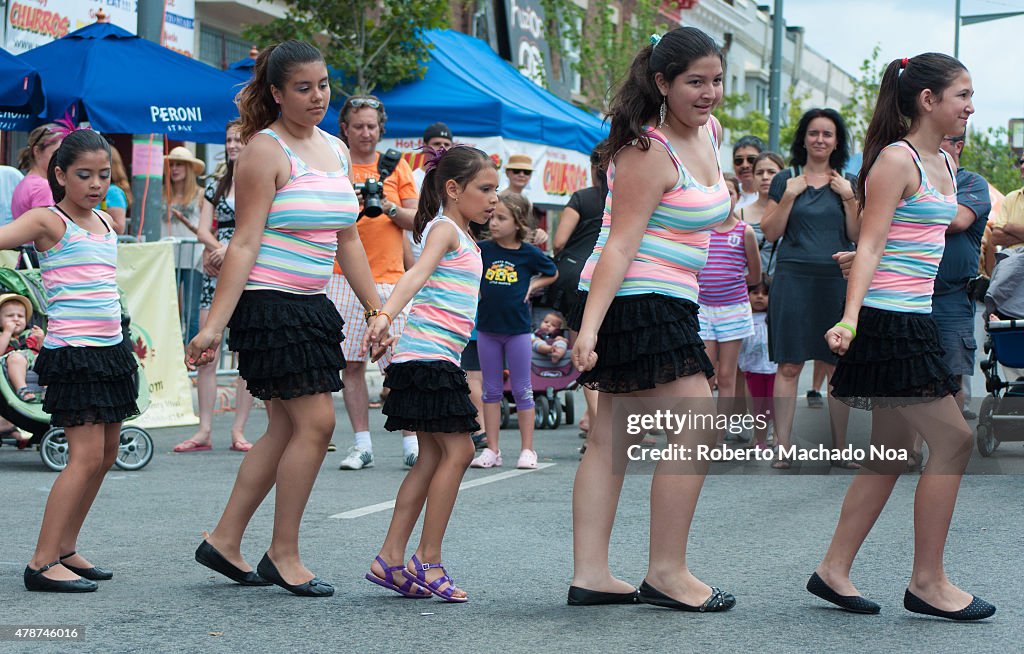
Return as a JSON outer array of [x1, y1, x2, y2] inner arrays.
[[900, 57, 909, 69], [421, 145, 448, 174], [650, 34, 662, 47]]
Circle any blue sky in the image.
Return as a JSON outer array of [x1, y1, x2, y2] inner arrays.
[[784, 0, 1024, 135]]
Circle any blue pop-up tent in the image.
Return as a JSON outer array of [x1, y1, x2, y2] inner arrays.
[[0, 48, 44, 130], [20, 21, 238, 143], [371, 30, 606, 155]]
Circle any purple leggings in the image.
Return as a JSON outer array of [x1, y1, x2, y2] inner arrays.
[[478, 331, 535, 409]]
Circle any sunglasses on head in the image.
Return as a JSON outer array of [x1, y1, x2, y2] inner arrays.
[[347, 97, 380, 109], [509, 169, 532, 175], [733, 155, 758, 166]]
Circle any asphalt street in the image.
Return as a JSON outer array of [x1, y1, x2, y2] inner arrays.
[[1, 380, 1021, 654]]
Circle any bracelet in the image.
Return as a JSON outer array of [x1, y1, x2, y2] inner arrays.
[[841, 194, 856, 202], [363, 307, 381, 324], [379, 310, 393, 326], [834, 321, 857, 339]]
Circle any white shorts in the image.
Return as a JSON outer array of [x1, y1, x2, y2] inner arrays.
[[698, 302, 754, 343], [326, 274, 408, 370]]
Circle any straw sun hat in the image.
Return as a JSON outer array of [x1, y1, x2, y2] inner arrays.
[[0, 293, 33, 322], [164, 146, 205, 176]]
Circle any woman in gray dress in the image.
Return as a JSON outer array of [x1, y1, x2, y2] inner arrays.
[[761, 108, 859, 469]]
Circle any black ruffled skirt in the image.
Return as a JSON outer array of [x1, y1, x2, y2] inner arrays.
[[830, 306, 960, 410], [34, 331, 140, 428], [567, 292, 714, 394], [228, 290, 345, 401], [382, 360, 480, 434]]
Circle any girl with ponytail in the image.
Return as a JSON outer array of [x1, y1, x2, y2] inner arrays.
[[362, 145, 497, 602], [809, 53, 995, 621]]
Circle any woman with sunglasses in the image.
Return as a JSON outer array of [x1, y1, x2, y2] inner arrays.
[[732, 135, 764, 211]]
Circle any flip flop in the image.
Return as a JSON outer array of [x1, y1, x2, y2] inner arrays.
[[173, 439, 212, 453], [230, 440, 253, 452], [364, 556, 431, 599]]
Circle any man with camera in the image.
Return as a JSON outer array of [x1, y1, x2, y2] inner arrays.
[[329, 94, 420, 470]]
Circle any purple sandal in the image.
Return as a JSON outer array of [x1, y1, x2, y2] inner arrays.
[[406, 554, 468, 603], [365, 556, 431, 599]]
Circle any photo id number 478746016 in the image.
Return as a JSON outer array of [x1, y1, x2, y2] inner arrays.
[[0, 626, 84, 641]]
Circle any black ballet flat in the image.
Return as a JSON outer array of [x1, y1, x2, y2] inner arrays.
[[567, 585, 640, 606], [24, 561, 98, 593], [257, 553, 334, 597], [60, 551, 112, 581], [806, 572, 880, 614], [195, 540, 271, 586], [638, 580, 735, 612], [904, 589, 996, 621]]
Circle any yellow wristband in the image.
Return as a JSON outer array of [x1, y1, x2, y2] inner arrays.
[[835, 321, 857, 339]]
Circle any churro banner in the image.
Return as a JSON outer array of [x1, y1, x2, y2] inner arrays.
[[117, 242, 198, 429], [380, 136, 592, 208]]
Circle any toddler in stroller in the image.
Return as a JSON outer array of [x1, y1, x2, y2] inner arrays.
[[514, 310, 579, 430], [1, 292, 46, 404]]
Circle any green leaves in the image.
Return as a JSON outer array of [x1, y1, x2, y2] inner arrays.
[[242, 0, 449, 97]]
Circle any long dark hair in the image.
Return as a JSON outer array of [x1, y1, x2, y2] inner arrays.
[[236, 40, 324, 143], [599, 27, 722, 167], [213, 119, 242, 204], [414, 146, 495, 244], [47, 130, 110, 203], [789, 108, 850, 171], [858, 53, 967, 204]]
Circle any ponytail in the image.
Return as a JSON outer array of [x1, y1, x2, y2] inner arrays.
[[236, 41, 324, 143], [414, 166, 443, 244]]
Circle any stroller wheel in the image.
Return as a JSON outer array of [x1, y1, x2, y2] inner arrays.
[[500, 397, 510, 429], [534, 395, 549, 430], [115, 426, 154, 470], [548, 394, 563, 429], [563, 392, 575, 426], [39, 428, 69, 472], [976, 396, 999, 457]]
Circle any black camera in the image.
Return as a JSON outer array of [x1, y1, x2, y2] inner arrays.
[[355, 148, 403, 218]]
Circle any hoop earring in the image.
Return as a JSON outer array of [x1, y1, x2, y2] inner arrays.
[[658, 98, 667, 128]]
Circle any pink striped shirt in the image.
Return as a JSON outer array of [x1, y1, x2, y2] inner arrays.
[[698, 220, 750, 306]]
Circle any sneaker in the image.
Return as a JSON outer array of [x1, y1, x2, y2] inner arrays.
[[404, 450, 418, 468], [470, 448, 502, 468], [516, 449, 538, 469], [339, 447, 374, 470], [806, 390, 824, 408], [327, 442, 337, 452], [961, 407, 978, 421]]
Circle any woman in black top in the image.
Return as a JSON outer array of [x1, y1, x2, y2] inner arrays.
[[761, 108, 859, 469]]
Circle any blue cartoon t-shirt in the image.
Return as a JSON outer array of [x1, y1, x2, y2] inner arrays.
[[476, 240, 557, 335]]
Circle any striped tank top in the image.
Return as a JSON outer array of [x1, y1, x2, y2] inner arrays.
[[393, 216, 482, 366], [246, 128, 358, 294], [38, 207, 122, 348], [863, 141, 957, 314], [578, 125, 731, 303], [698, 220, 749, 306]]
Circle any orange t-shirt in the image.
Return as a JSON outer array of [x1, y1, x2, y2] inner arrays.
[[334, 153, 418, 283]]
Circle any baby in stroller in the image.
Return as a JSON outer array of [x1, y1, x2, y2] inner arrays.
[[532, 311, 570, 367], [0, 293, 45, 403]]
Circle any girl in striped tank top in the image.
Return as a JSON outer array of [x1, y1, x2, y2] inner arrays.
[[567, 27, 735, 613], [362, 146, 497, 603], [0, 131, 139, 593], [186, 41, 383, 598], [812, 54, 994, 621], [697, 175, 760, 431]]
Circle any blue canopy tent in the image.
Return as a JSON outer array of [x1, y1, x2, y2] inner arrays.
[[0, 48, 44, 130], [371, 29, 606, 155], [19, 21, 238, 143], [227, 55, 340, 133]]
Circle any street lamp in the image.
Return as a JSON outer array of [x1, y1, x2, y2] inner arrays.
[[955, 0, 1024, 58]]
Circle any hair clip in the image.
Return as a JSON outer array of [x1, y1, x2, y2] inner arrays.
[[421, 144, 449, 174], [650, 34, 662, 47]]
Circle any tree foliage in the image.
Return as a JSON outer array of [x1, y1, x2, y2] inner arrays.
[[840, 44, 885, 149], [242, 0, 449, 97], [715, 86, 809, 157], [962, 127, 1020, 195]]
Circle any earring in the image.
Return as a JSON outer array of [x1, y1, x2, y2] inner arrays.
[[658, 97, 667, 128]]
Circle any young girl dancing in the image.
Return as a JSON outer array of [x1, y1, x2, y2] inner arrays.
[[363, 145, 497, 603], [471, 192, 557, 470], [0, 130, 140, 592], [186, 40, 381, 597], [810, 53, 995, 621]]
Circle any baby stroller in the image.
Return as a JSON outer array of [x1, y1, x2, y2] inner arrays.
[[0, 267, 154, 472], [499, 340, 581, 431], [975, 318, 1024, 456]]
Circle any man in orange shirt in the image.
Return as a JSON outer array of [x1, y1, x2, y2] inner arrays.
[[329, 95, 419, 470]]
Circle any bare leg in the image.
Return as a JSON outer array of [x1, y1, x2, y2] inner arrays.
[[189, 309, 215, 445], [466, 370, 483, 433], [231, 377, 255, 444], [29, 423, 109, 580], [645, 375, 722, 606], [7, 352, 29, 393], [341, 360, 369, 434], [773, 362, 804, 450], [571, 388, 641, 594], [376, 434, 440, 563], [821, 362, 851, 451], [58, 424, 120, 570], [581, 386, 598, 433], [714, 340, 743, 440], [482, 402, 502, 454], [265, 392, 335, 584], [411, 432, 475, 599], [812, 360, 827, 394], [704, 340, 720, 391], [206, 400, 293, 572]]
